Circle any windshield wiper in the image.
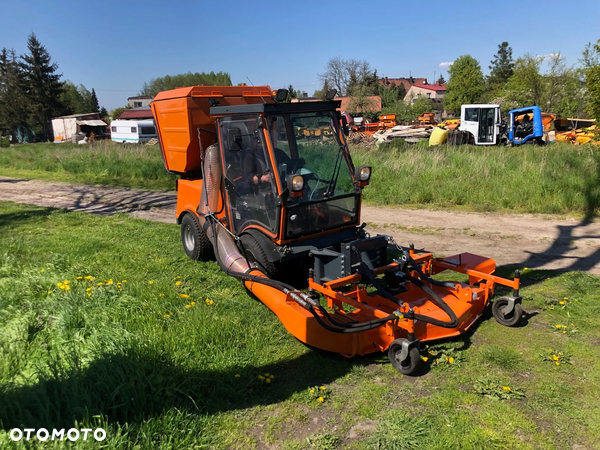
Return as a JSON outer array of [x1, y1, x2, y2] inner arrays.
[[325, 145, 344, 198]]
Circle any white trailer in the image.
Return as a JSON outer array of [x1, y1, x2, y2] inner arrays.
[[110, 119, 157, 144]]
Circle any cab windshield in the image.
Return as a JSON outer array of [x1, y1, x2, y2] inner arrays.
[[267, 112, 355, 201], [266, 111, 359, 238]]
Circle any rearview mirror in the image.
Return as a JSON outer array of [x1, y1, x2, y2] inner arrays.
[[341, 116, 350, 136]]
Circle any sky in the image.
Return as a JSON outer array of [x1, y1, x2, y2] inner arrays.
[[1, 0, 599, 111]]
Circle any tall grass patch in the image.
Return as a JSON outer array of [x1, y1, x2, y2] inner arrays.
[[0, 141, 173, 190], [351, 142, 600, 214]]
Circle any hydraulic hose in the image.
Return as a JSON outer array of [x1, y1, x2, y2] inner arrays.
[[358, 258, 459, 329], [400, 249, 455, 289]]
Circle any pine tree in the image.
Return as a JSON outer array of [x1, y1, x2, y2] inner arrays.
[[488, 42, 514, 86], [90, 88, 100, 112], [20, 33, 64, 140], [0, 48, 29, 142], [437, 74, 446, 84]]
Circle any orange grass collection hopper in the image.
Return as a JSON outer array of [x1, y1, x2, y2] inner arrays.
[[152, 86, 524, 375]]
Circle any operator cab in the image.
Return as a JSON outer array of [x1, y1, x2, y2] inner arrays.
[[213, 101, 368, 251]]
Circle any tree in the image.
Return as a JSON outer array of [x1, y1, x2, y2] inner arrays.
[[488, 42, 514, 86], [500, 54, 545, 107], [319, 57, 377, 96], [140, 71, 232, 97], [585, 40, 600, 124], [443, 55, 485, 113], [60, 82, 95, 114], [20, 33, 64, 139], [378, 82, 404, 108], [90, 88, 100, 112], [437, 74, 446, 84], [543, 53, 586, 117], [99, 106, 108, 119], [0, 48, 29, 141], [347, 84, 377, 115]]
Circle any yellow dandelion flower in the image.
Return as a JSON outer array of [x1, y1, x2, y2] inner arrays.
[[64, 285, 70, 291], [64, 280, 70, 285], [552, 355, 559, 361], [523, 267, 529, 271], [185, 304, 191, 308], [502, 386, 511, 391], [164, 314, 170, 318], [97, 282, 103, 286], [310, 389, 315, 394], [40, 269, 44, 273], [269, 375, 274, 379], [175, 281, 182, 286], [258, 375, 265, 380], [191, 301, 196, 306], [563, 331, 567, 334], [149, 281, 154, 284], [559, 301, 565, 305], [317, 397, 324, 403], [76, 276, 82, 280], [57, 282, 63, 287], [266, 378, 271, 384], [159, 293, 164, 297], [179, 294, 190, 299], [87, 293, 91, 297], [122, 280, 127, 283], [556, 325, 562, 329], [85, 276, 93, 280], [86, 287, 92, 291], [176, 276, 181, 279], [555, 361, 560, 366], [320, 386, 326, 390], [571, 323, 574, 326], [549, 306, 554, 310], [106, 280, 113, 285], [563, 297, 568, 300], [422, 356, 428, 362], [48, 290, 53, 294], [448, 357, 454, 364], [265, 373, 270, 377], [235, 374, 240, 378]]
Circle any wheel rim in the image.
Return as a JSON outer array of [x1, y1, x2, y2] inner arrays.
[[183, 224, 195, 251]]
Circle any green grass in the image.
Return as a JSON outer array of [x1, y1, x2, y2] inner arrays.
[[2, 141, 600, 216], [351, 140, 600, 216], [0, 141, 174, 190], [1, 201, 600, 448]]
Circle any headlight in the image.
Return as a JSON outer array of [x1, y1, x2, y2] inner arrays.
[[287, 174, 304, 192], [355, 165, 371, 182]]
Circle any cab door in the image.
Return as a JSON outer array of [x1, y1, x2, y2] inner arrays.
[[218, 115, 280, 238]]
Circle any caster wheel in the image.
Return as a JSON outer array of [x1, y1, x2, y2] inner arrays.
[[492, 297, 523, 327], [388, 338, 421, 375]]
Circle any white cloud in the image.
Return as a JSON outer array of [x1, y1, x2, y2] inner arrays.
[[439, 61, 454, 68]]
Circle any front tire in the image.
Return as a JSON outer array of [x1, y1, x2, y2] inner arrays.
[[388, 338, 421, 375], [240, 234, 279, 279], [492, 297, 523, 327], [181, 213, 213, 261]]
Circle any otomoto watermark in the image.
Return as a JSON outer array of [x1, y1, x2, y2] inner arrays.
[[9, 428, 106, 442]]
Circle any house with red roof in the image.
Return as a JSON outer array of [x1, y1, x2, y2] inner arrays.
[[404, 83, 446, 103]]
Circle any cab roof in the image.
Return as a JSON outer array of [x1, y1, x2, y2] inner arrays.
[[210, 100, 342, 116]]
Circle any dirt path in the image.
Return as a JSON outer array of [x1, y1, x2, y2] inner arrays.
[[2, 176, 600, 274]]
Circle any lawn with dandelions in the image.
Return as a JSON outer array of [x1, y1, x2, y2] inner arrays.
[[1, 201, 600, 449]]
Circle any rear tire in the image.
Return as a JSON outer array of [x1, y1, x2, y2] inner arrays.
[[181, 213, 213, 261], [240, 234, 279, 279]]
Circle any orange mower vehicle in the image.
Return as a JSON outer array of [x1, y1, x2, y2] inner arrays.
[[151, 85, 524, 375]]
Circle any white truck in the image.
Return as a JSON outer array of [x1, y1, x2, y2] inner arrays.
[[110, 119, 157, 144], [458, 104, 503, 145]]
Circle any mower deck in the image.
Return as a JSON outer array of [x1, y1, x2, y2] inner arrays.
[[244, 249, 521, 371]]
